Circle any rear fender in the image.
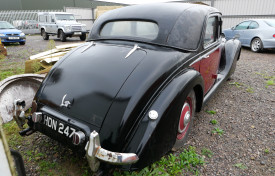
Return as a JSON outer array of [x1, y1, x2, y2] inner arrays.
[[123, 69, 204, 170]]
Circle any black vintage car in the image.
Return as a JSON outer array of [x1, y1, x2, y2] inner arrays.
[[17, 2, 241, 173]]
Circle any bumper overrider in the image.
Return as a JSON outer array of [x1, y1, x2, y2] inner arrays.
[[14, 100, 139, 172]]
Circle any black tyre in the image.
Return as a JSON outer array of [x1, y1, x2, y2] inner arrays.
[[60, 30, 66, 42], [42, 29, 49, 40], [80, 34, 86, 41], [173, 90, 196, 150], [251, 38, 263, 53], [19, 42, 25, 45]]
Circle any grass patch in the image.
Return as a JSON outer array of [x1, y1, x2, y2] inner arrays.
[[229, 81, 242, 88], [0, 54, 6, 59], [210, 119, 218, 125], [114, 146, 205, 176], [264, 149, 269, 154], [255, 72, 275, 88], [39, 160, 57, 175], [206, 110, 216, 115], [245, 87, 254, 93], [265, 79, 274, 88], [211, 127, 224, 136], [234, 163, 247, 170], [201, 148, 213, 158], [0, 67, 24, 81], [2, 120, 24, 148], [47, 39, 56, 50]]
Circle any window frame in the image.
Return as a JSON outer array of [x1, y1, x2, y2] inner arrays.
[[234, 21, 251, 30], [203, 15, 219, 48], [99, 20, 159, 41], [248, 21, 259, 29]]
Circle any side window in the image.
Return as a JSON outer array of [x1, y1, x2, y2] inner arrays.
[[50, 15, 55, 23], [235, 21, 251, 30], [39, 15, 45, 22], [46, 15, 50, 23], [248, 21, 259, 29], [204, 16, 218, 47]]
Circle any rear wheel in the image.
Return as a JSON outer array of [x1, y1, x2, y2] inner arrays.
[[80, 34, 86, 41], [173, 90, 196, 150], [42, 29, 49, 40], [251, 38, 263, 53], [60, 30, 66, 42], [19, 42, 25, 45]]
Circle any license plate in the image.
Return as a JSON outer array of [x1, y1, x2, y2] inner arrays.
[[43, 115, 76, 138], [74, 32, 81, 35], [8, 37, 19, 40]]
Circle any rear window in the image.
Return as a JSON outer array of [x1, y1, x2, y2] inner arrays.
[[100, 21, 159, 40], [264, 20, 275, 27]]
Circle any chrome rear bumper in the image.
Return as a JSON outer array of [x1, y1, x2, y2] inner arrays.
[[85, 131, 139, 172]]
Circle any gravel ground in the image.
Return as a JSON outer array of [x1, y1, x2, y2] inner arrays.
[[2, 35, 275, 175]]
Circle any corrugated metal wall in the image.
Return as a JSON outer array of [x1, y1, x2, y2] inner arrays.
[[64, 7, 93, 30], [198, 0, 275, 29], [0, 0, 92, 10]]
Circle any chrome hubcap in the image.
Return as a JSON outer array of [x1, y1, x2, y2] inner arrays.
[[178, 102, 191, 133], [184, 111, 191, 125], [252, 40, 260, 51]]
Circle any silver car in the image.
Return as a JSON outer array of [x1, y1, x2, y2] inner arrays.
[[222, 19, 275, 52]]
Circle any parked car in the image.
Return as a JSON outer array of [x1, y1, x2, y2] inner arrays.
[[222, 19, 275, 52], [16, 3, 241, 173], [24, 20, 38, 29], [0, 21, 26, 45], [38, 12, 87, 42]]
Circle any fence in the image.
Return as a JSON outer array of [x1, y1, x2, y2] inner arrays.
[[0, 8, 94, 34], [0, 10, 63, 34]]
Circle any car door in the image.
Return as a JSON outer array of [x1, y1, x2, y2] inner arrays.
[[233, 21, 251, 45], [47, 14, 56, 33], [199, 15, 222, 94]]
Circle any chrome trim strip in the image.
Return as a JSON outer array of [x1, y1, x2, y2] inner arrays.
[[189, 43, 221, 66]]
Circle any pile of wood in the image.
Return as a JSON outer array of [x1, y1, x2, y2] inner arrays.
[[25, 43, 82, 74], [95, 6, 124, 18], [0, 40, 7, 56]]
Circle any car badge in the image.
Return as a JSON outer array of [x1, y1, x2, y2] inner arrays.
[[60, 94, 71, 108]]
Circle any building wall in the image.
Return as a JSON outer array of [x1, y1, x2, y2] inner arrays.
[[0, 0, 92, 10], [199, 0, 275, 29]]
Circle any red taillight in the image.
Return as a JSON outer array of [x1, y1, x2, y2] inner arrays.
[[273, 34, 275, 38]]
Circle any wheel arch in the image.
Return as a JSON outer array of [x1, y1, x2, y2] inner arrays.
[[250, 36, 263, 48], [122, 69, 204, 170], [57, 28, 63, 38], [40, 27, 45, 35]]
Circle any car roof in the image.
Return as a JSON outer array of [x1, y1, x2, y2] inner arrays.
[[88, 2, 220, 51]]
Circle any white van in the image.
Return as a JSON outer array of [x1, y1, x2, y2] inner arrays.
[[38, 12, 87, 42]]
